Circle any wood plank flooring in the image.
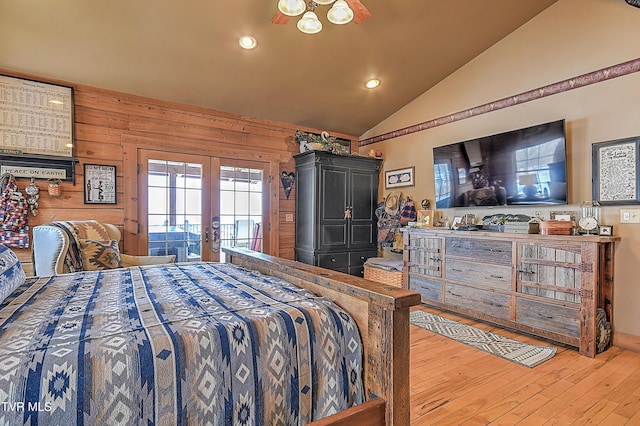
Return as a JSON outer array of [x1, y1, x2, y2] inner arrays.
[[410, 305, 640, 425]]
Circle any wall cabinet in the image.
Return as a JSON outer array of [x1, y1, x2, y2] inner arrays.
[[403, 228, 619, 357], [295, 151, 381, 276]]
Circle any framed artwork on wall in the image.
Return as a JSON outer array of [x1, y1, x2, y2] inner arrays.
[[84, 164, 116, 204], [592, 137, 640, 205], [385, 167, 415, 189]]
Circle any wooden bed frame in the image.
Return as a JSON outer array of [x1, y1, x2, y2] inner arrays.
[[224, 248, 421, 426]]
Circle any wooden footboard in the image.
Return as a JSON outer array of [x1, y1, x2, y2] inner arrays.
[[224, 248, 421, 426]]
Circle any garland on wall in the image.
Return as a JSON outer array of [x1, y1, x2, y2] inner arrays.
[[359, 57, 640, 147]]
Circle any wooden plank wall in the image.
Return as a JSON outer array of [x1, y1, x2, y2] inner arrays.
[[2, 70, 356, 275]]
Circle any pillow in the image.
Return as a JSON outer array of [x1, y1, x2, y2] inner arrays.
[[79, 239, 122, 270], [0, 244, 26, 304], [120, 253, 176, 268]]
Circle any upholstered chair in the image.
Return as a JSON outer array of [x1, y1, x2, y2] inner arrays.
[[32, 220, 175, 276]]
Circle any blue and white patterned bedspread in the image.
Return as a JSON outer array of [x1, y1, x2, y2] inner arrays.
[[0, 262, 364, 425]]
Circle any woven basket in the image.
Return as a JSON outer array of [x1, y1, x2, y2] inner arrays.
[[47, 179, 62, 197], [364, 265, 403, 287]]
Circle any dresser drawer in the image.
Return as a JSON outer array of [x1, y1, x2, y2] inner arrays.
[[410, 275, 442, 302], [445, 282, 510, 320], [446, 238, 512, 265], [445, 259, 512, 290], [349, 250, 378, 267], [317, 252, 349, 268], [516, 297, 579, 338]]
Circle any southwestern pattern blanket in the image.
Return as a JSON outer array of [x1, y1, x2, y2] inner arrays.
[[0, 262, 364, 425]]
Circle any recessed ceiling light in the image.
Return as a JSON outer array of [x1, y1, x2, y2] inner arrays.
[[239, 36, 257, 50], [365, 78, 381, 89]]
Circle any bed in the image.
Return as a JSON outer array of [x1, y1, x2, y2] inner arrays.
[[0, 246, 420, 425]]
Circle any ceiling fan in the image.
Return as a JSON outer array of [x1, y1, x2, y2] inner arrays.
[[272, 0, 371, 33]]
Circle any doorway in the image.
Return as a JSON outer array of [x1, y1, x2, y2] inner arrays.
[[138, 150, 269, 262]]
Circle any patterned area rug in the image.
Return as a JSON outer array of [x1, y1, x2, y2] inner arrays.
[[410, 310, 557, 368]]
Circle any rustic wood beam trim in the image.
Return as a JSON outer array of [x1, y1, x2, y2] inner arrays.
[[121, 133, 291, 163], [359, 57, 640, 147]]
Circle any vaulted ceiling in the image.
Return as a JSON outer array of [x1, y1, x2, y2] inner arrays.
[[0, 0, 558, 137]]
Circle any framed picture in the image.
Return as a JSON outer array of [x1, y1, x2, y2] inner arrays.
[[0, 74, 74, 159], [84, 164, 117, 204], [385, 166, 415, 189], [417, 209, 433, 227], [452, 216, 463, 229], [550, 210, 578, 223], [592, 137, 640, 205], [598, 225, 613, 236]]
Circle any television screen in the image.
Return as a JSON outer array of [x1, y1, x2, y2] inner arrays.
[[434, 119, 567, 208]]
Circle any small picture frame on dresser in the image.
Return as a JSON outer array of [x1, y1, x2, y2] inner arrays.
[[598, 225, 613, 236], [451, 216, 463, 229]]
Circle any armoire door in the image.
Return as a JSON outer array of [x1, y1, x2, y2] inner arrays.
[[319, 164, 349, 251]]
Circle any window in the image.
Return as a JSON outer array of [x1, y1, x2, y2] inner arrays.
[[515, 138, 563, 197], [435, 161, 454, 208]]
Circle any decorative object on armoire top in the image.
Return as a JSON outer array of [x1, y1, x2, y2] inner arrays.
[[25, 177, 40, 216], [294, 130, 350, 155], [273, 0, 371, 35], [280, 171, 296, 199]]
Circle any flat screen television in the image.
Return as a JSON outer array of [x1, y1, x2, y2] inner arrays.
[[434, 119, 567, 208]]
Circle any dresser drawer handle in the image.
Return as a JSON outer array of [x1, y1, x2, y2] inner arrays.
[[490, 274, 504, 279]]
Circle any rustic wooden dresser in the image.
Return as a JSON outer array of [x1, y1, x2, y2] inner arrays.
[[402, 228, 619, 357]]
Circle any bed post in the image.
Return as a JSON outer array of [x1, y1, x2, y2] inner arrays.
[[367, 303, 412, 425]]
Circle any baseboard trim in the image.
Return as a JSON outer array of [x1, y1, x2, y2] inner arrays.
[[613, 331, 640, 354]]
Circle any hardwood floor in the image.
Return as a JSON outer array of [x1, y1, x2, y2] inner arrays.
[[410, 305, 640, 425]]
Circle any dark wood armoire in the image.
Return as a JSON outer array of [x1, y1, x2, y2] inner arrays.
[[294, 150, 382, 276]]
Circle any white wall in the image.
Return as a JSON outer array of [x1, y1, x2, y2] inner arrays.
[[361, 0, 640, 346]]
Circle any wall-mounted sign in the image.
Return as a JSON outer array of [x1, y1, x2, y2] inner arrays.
[[84, 164, 116, 204], [0, 165, 67, 180], [0, 74, 74, 158]]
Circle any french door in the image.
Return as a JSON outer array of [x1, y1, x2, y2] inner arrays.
[[138, 150, 268, 262]]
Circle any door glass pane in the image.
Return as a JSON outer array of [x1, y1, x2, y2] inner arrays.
[[219, 166, 263, 262], [148, 159, 203, 262]]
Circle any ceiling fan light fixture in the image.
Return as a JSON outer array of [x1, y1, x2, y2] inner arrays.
[[297, 11, 323, 34], [327, 0, 353, 24], [278, 0, 306, 16]]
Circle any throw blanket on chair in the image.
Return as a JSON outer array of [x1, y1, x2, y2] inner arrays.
[[46, 221, 114, 272]]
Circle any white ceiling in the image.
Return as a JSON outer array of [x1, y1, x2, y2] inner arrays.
[[0, 0, 558, 137]]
